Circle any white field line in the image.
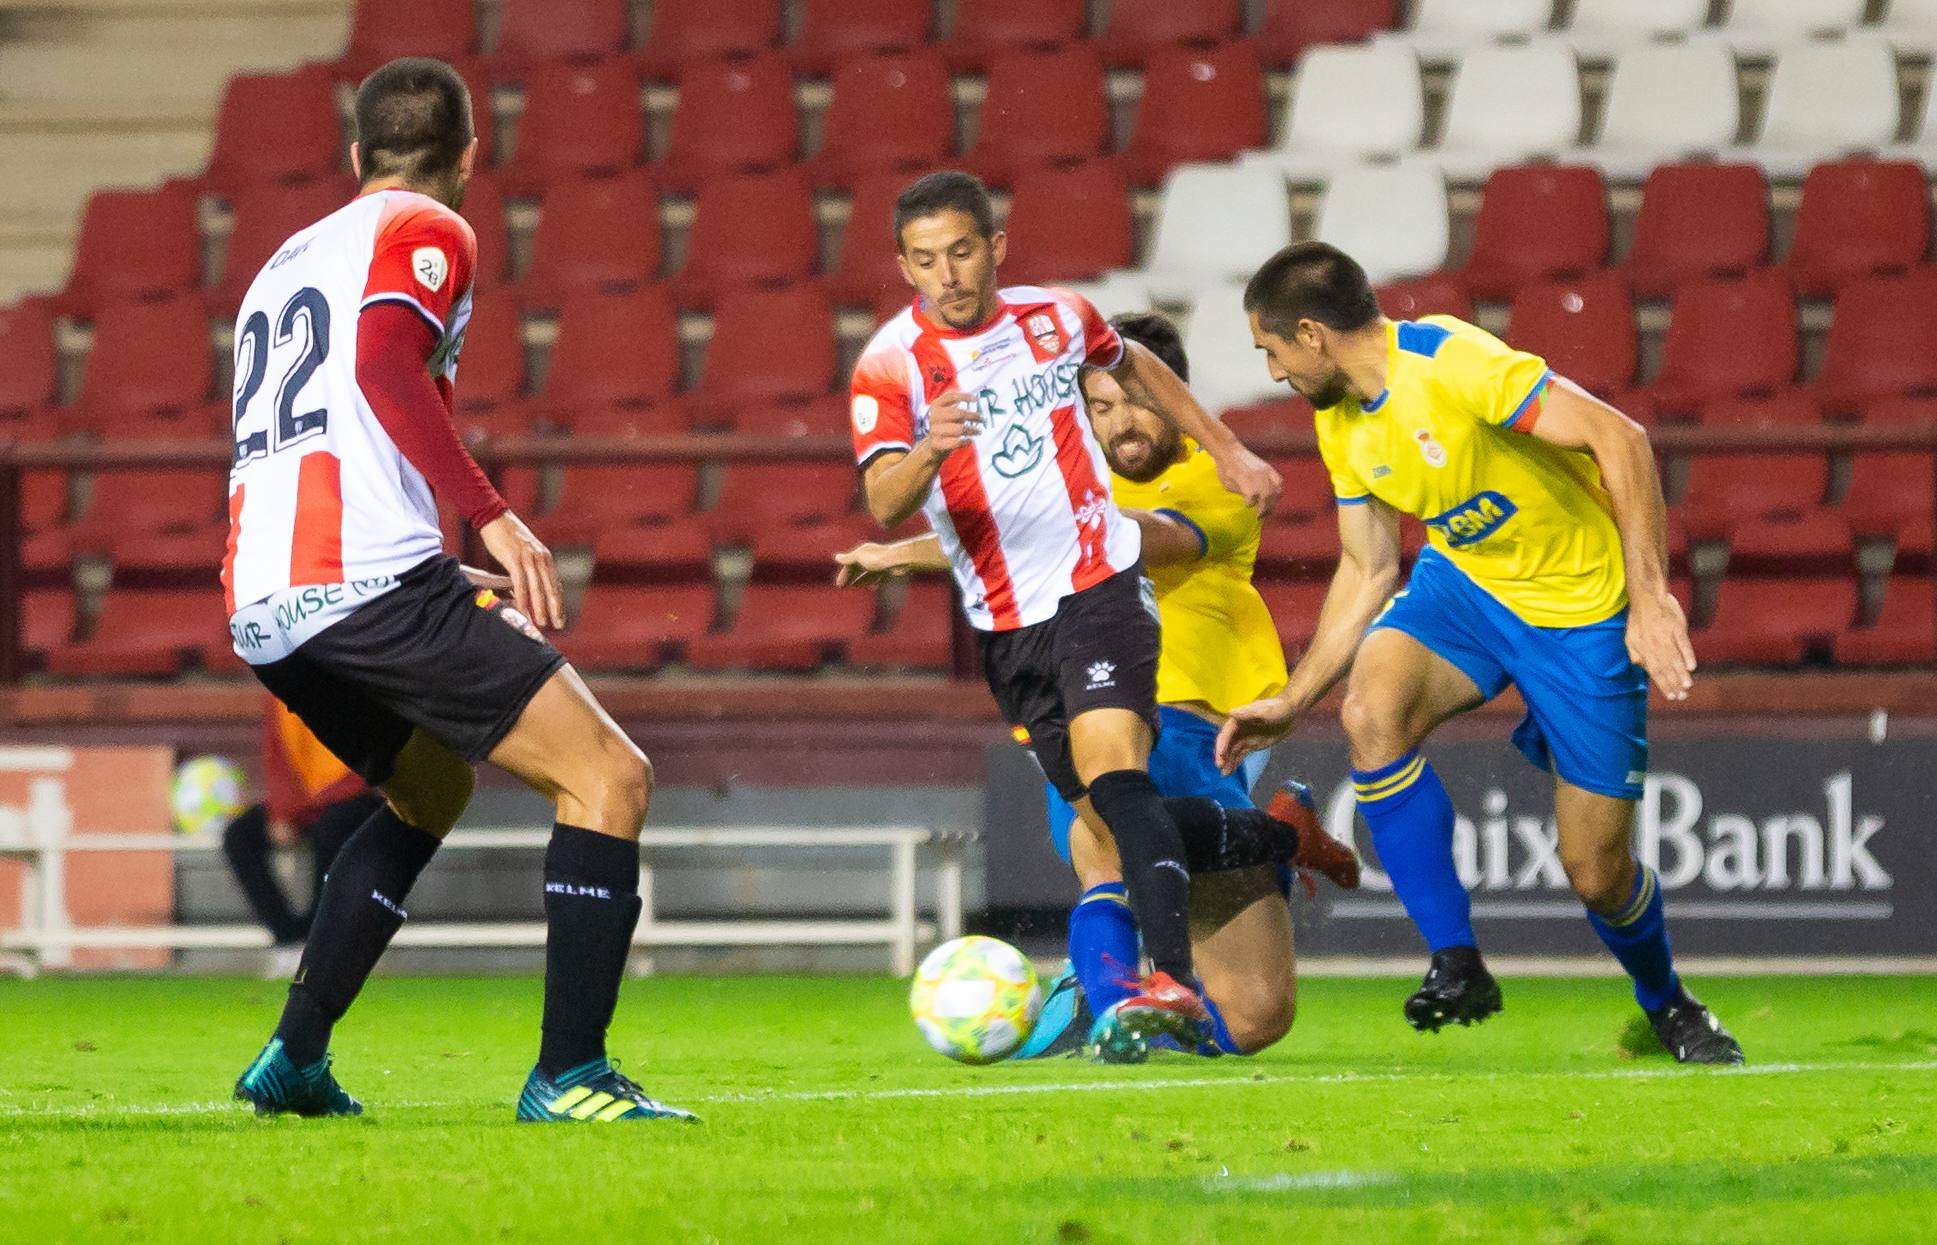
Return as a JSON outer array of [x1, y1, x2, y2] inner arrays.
[[2, 1059, 1934, 1122]]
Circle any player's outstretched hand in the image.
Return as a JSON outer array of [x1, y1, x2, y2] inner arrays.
[[833, 542, 912, 588], [919, 390, 985, 457], [1215, 695, 1301, 774], [1626, 585, 1697, 702], [480, 512, 564, 631], [1214, 445, 1284, 517]]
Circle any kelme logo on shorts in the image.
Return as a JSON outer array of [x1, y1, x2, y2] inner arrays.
[[1425, 491, 1518, 548]]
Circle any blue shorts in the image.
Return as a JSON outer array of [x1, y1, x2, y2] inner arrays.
[[1372, 549, 1648, 801], [1046, 705, 1272, 866]]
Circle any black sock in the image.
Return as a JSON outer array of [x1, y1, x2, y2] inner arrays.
[[1087, 769, 1196, 986], [1164, 797, 1299, 874], [539, 824, 643, 1077], [273, 804, 440, 1067], [222, 804, 306, 945], [304, 793, 384, 931]]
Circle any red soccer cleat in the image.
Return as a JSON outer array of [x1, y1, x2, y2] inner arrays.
[[1268, 779, 1362, 891], [1108, 970, 1214, 1050]]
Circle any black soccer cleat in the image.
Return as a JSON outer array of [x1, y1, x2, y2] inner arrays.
[[1646, 985, 1745, 1065], [1403, 946, 1504, 1033]]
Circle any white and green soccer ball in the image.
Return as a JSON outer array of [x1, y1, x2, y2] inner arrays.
[[169, 755, 249, 836], [908, 935, 1044, 1064]]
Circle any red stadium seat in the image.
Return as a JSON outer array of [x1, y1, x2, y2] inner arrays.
[[688, 284, 837, 423], [1621, 164, 1771, 300], [1696, 391, 1821, 429], [337, 0, 479, 78], [1253, 457, 1339, 574], [943, 0, 1087, 72], [1836, 576, 1937, 664], [544, 461, 701, 529], [1097, 0, 1241, 67], [0, 300, 59, 418], [685, 585, 877, 670], [558, 584, 717, 670], [75, 468, 231, 573], [1862, 396, 1937, 427], [490, 0, 630, 68], [670, 170, 818, 308], [1680, 448, 1829, 538], [790, 0, 932, 75], [46, 589, 234, 677], [534, 287, 681, 418], [518, 170, 663, 307], [56, 182, 202, 318], [848, 581, 955, 669], [458, 171, 511, 292], [210, 178, 359, 317], [65, 296, 212, 433], [660, 52, 799, 193], [965, 46, 1110, 188], [1726, 508, 1855, 566], [830, 175, 913, 308], [1812, 269, 1937, 417], [807, 50, 954, 188], [707, 462, 860, 557], [23, 590, 77, 665], [1647, 272, 1799, 415], [1504, 273, 1635, 397], [1123, 44, 1268, 186], [1461, 166, 1608, 302], [201, 66, 344, 195], [1254, 580, 1328, 656], [452, 59, 499, 168], [637, 0, 781, 77], [500, 58, 644, 191], [1844, 452, 1936, 559], [1693, 576, 1855, 666], [1002, 162, 1134, 286], [1377, 274, 1474, 322], [585, 517, 717, 575], [452, 287, 528, 438], [1256, 0, 1399, 67], [1783, 159, 1931, 298]]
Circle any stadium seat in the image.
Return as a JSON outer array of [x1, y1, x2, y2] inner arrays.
[[1620, 164, 1771, 299], [1569, 41, 1739, 181], [830, 174, 913, 309], [1726, 507, 1856, 567], [1377, 274, 1474, 322], [685, 586, 877, 670], [560, 584, 717, 670], [1377, 0, 1554, 62], [1504, 273, 1635, 397], [790, 0, 932, 75], [1096, 0, 1241, 67], [458, 171, 511, 292], [1180, 282, 1284, 415], [1812, 269, 1937, 416], [1253, 457, 1341, 573], [532, 287, 681, 421], [1722, 37, 1900, 177], [1002, 162, 1134, 287], [807, 49, 954, 188], [1256, 0, 1401, 68], [942, 0, 1087, 73], [518, 170, 662, 307], [73, 467, 230, 572], [1312, 162, 1450, 287], [964, 46, 1110, 187], [55, 183, 202, 319], [1875, 0, 1937, 55], [1461, 165, 1608, 301], [1551, 0, 1711, 59], [583, 515, 717, 575], [46, 589, 235, 677], [1122, 44, 1269, 186], [1693, 576, 1855, 666], [451, 287, 529, 438], [847, 581, 955, 669], [686, 284, 837, 422], [1704, 0, 1868, 56], [670, 169, 818, 308], [1843, 452, 1936, 559], [65, 296, 211, 434], [1242, 43, 1424, 180], [1836, 575, 1937, 664], [1430, 45, 1582, 181], [1782, 160, 1931, 298], [1680, 445, 1829, 537], [490, 0, 630, 67], [540, 461, 704, 548], [209, 178, 359, 317], [1140, 163, 1293, 301], [500, 59, 644, 191], [1647, 273, 1799, 415], [336, 0, 478, 78], [1254, 580, 1329, 655], [23, 590, 77, 666], [0, 300, 59, 418], [660, 52, 799, 193], [200, 66, 344, 196], [708, 463, 864, 567], [637, 0, 780, 78]]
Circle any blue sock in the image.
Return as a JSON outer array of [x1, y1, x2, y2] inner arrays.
[[1198, 995, 1243, 1056], [1068, 883, 1139, 1019], [1586, 864, 1679, 1012], [1354, 752, 1475, 952]]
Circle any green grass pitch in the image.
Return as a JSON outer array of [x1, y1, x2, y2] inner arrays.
[[2, 974, 1934, 1243]]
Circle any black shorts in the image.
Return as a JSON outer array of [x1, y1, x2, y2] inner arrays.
[[978, 564, 1161, 802], [249, 555, 567, 787]]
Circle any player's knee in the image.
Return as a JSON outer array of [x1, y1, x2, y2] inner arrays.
[[587, 732, 652, 837], [1560, 844, 1629, 912], [1340, 689, 1412, 768], [1222, 986, 1296, 1054]]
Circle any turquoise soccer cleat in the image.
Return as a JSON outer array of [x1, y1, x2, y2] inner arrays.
[[515, 1059, 699, 1124], [1011, 965, 1093, 1059], [233, 1037, 363, 1118]]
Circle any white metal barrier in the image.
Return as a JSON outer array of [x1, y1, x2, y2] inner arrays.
[[0, 825, 970, 977]]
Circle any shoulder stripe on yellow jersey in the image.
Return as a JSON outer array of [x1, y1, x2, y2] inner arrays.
[[1395, 320, 1452, 358], [1151, 507, 1209, 558], [1500, 368, 1554, 431], [1337, 493, 1372, 505]]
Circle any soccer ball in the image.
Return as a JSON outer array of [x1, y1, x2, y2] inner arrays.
[[908, 935, 1044, 1064], [169, 755, 249, 835]]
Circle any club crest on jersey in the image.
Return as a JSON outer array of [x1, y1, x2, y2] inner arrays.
[[1024, 311, 1064, 362], [851, 393, 880, 435], [990, 423, 1045, 478], [412, 246, 449, 292], [1414, 429, 1448, 468]]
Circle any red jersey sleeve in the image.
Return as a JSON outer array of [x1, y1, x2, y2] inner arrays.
[[1049, 287, 1123, 369], [850, 343, 918, 469], [361, 195, 477, 332]]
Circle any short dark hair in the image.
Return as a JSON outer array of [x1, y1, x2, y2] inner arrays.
[[1243, 241, 1380, 338], [1110, 312, 1188, 383], [354, 57, 474, 186], [893, 170, 996, 250]]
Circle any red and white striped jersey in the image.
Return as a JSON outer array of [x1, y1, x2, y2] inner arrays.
[[851, 286, 1139, 631], [222, 189, 475, 658]]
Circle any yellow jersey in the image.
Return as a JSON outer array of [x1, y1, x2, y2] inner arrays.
[[1315, 316, 1627, 627], [1112, 440, 1288, 715]]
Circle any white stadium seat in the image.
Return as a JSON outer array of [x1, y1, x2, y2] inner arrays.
[[1312, 162, 1450, 287], [1060, 272, 1152, 321], [1551, 0, 1712, 59], [1874, 0, 1937, 55], [1704, 0, 1869, 56], [1882, 57, 1937, 161], [1723, 37, 1901, 177], [1138, 163, 1292, 301], [1179, 281, 1285, 415], [1429, 44, 1582, 180], [1241, 44, 1424, 180], [1570, 42, 1740, 180], [1376, 0, 1555, 62]]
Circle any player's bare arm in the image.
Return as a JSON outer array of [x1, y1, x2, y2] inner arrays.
[[1522, 378, 1696, 701], [1108, 340, 1283, 516], [1216, 496, 1404, 772], [860, 390, 984, 528], [835, 507, 1198, 589]]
